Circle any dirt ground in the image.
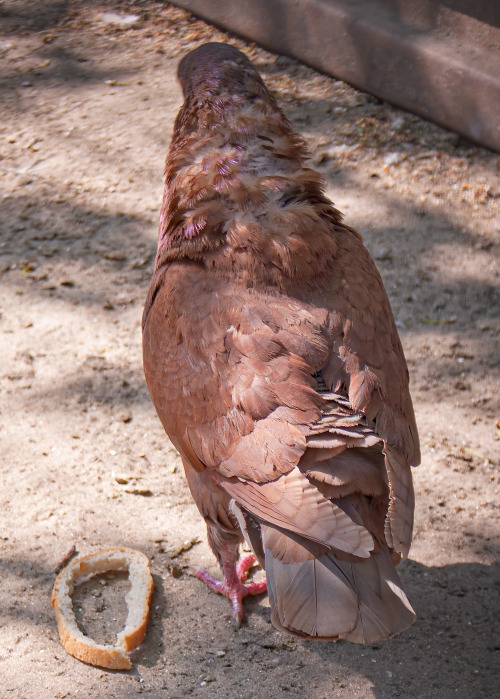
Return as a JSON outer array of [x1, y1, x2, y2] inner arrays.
[[1, 2, 499, 698]]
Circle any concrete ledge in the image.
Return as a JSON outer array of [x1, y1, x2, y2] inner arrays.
[[170, 0, 500, 152]]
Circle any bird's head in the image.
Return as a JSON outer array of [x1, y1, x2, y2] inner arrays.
[[177, 42, 269, 104], [156, 42, 339, 281]]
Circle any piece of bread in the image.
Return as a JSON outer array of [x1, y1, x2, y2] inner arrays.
[[51, 547, 154, 670]]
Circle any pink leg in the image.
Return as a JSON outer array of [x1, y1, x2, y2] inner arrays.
[[194, 548, 267, 623]]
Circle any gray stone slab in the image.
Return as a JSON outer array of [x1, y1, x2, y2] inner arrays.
[[170, 0, 500, 152]]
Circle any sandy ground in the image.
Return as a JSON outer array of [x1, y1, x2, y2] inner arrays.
[[1, 2, 499, 698]]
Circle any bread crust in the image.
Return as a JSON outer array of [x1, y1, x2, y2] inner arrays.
[[51, 547, 154, 670]]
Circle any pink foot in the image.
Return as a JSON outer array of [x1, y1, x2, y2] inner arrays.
[[194, 553, 267, 623]]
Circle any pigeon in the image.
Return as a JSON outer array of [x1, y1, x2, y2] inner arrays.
[[142, 42, 419, 642]]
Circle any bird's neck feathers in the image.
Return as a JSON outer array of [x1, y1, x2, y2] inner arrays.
[[155, 93, 342, 286]]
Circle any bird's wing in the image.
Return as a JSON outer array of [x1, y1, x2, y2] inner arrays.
[[301, 225, 419, 554], [143, 260, 329, 485]]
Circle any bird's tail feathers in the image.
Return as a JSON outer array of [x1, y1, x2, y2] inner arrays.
[[263, 524, 415, 643]]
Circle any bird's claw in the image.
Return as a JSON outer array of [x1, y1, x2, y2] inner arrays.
[[194, 553, 267, 623]]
